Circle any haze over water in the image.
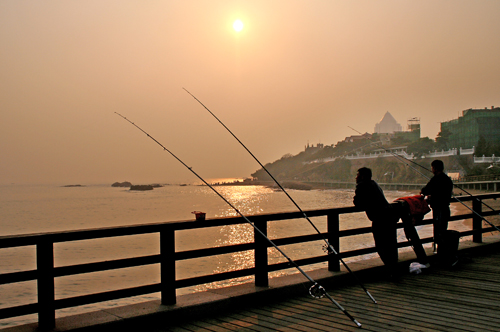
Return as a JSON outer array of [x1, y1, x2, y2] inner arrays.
[[2, 1, 500, 186]]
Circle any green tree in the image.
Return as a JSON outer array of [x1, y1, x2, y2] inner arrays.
[[487, 138, 500, 156], [475, 136, 489, 156], [407, 137, 436, 158], [435, 129, 452, 150]]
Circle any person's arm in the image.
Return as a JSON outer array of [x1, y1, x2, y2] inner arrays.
[[353, 183, 367, 208], [420, 178, 434, 196]]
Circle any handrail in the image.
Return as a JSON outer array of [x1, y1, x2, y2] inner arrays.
[[0, 192, 499, 330]]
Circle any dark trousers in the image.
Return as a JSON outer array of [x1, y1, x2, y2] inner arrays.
[[394, 201, 429, 264], [371, 209, 399, 272], [371, 202, 429, 272], [432, 206, 450, 245]]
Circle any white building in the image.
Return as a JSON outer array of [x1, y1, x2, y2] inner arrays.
[[374, 112, 402, 134]]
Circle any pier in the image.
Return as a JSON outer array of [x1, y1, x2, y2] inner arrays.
[[77, 238, 500, 332], [1, 193, 499, 331]]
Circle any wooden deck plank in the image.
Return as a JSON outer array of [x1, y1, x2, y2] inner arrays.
[[288, 297, 458, 332], [213, 311, 286, 332], [152, 247, 500, 332], [189, 319, 240, 332], [337, 268, 500, 331], [253, 301, 362, 331], [367, 278, 499, 307], [354, 289, 500, 329], [397, 278, 500, 303], [310, 291, 498, 332], [364, 281, 500, 314], [265, 298, 403, 332], [280, 299, 423, 332], [364, 279, 500, 310], [426, 271, 500, 288], [336, 287, 500, 326], [249, 307, 335, 332], [236, 308, 320, 332], [151, 327, 195, 332], [165, 323, 217, 332], [223, 312, 306, 332]]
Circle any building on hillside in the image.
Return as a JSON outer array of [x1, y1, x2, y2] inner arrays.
[[394, 117, 421, 142], [440, 106, 500, 149], [342, 132, 372, 143], [304, 142, 325, 151], [374, 112, 402, 134]]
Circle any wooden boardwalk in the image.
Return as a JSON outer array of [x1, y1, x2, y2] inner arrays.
[[154, 250, 500, 332]]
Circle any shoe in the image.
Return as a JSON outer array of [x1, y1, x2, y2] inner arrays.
[[409, 262, 429, 274]]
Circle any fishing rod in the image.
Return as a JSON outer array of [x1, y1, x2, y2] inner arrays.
[[348, 126, 500, 234], [183, 88, 378, 305], [115, 112, 362, 328]]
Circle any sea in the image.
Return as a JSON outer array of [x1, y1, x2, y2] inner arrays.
[[0, 182, 462, 328]]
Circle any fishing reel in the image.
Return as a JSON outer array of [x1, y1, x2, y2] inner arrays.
[[322, 244, 336, 255], [309, 283, 326, 299]]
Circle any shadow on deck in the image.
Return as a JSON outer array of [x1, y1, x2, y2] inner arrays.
[[6, 235, 500, 332]]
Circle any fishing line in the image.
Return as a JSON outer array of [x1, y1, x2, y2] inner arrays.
[[348, 126, 500, 234], [183, 88, 377, 304], [115, 112, 362, 328]]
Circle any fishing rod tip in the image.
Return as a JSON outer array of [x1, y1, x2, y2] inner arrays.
[[367, 292, 377, 304]]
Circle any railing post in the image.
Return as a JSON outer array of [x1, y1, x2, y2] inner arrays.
[[254, 219, 269, 287], [327, 213, 340, 272], [472, 198, 483, 243], [37, 240, 55, 330], [160, 227, 176, 304]]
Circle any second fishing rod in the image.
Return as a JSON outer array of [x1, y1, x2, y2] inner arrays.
[[183, 88, 377, 305], [115, 112, 362, 328]]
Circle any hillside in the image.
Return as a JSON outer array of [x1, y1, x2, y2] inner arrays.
[[250, 136, 488, 183]]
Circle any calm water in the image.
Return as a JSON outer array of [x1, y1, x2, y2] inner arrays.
[[0, 183, 429, 327]]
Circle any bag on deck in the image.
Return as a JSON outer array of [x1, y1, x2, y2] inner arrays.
[[437, 230, 460, 266]]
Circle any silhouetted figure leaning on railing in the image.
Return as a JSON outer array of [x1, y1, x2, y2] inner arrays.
[[353, 167, 431, 278]]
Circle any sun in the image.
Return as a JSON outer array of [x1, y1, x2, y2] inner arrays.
[[233, 19, 244, 32]]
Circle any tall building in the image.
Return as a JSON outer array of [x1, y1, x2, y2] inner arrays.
[[374, 112, 402, 134], [440, 107, 500, 149]]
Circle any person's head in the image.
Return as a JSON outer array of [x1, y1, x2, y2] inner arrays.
[[356, 167, 372, 183], [431, 160, 444, 175]]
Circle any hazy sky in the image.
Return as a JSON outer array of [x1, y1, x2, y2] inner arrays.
[[1, 1, 500, 185]]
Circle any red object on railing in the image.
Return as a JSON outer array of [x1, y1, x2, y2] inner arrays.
[[191, 211, 206, 221]]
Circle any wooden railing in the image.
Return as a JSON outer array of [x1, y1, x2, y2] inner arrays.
[[0, 193, 499, 330], [455, 174, 500, 182]]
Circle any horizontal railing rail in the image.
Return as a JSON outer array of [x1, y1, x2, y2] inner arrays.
[[0, 193, 499, 330]]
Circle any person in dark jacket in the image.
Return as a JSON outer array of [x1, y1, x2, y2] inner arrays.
[[353, 167, 399, 274], [420, 160, 453, 248]]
